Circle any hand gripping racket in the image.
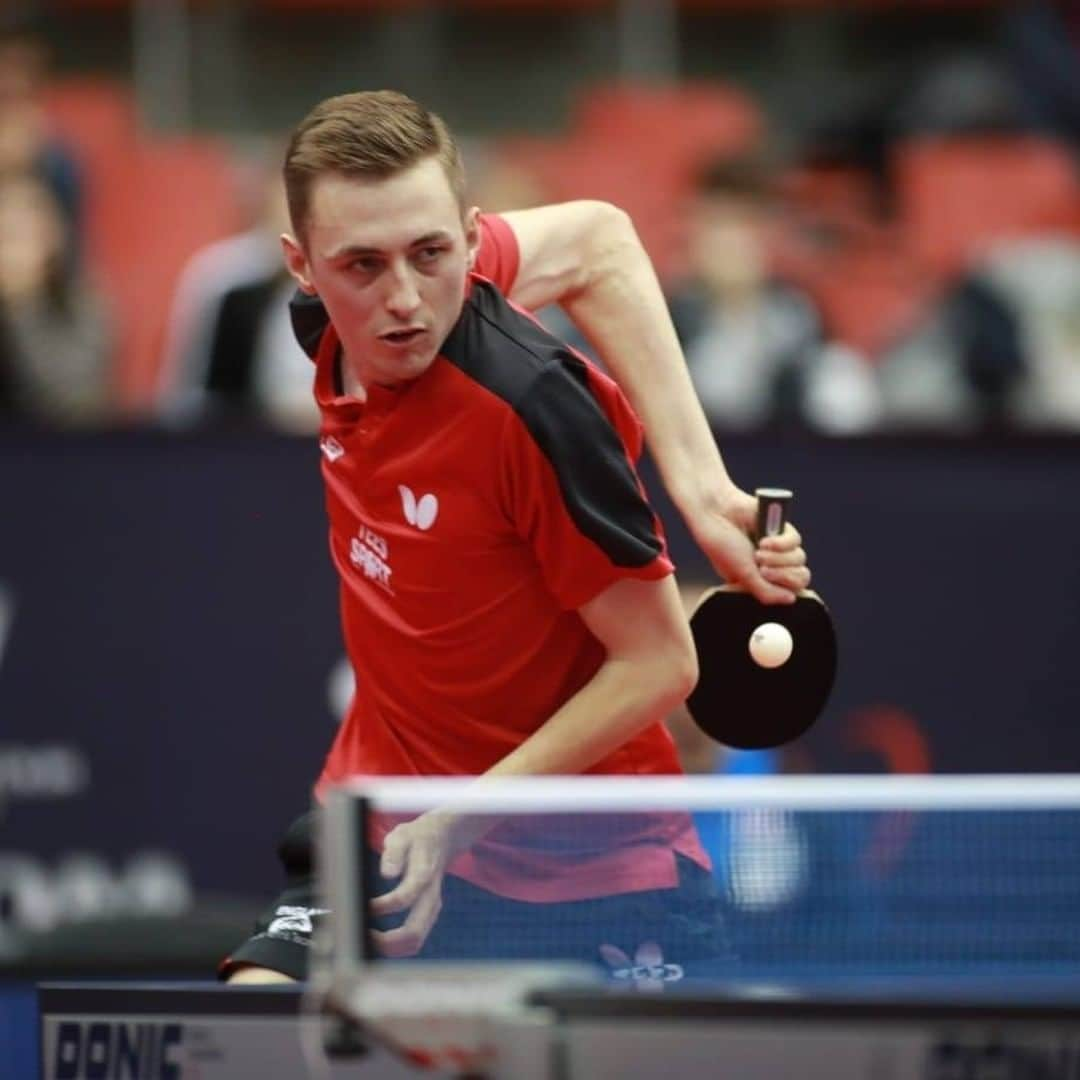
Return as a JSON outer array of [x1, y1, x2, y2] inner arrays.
[[685, 488, 837, 750]]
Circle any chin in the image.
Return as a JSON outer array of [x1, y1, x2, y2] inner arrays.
[[385, 350, 437, 382]]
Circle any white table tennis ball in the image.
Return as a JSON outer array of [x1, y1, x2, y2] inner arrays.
[[749, 622, 794, 669]]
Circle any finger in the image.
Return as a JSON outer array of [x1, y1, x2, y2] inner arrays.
[[380, 828, 410, 879], [759, 565, 812, 592], [373, 882, 443, 958], [755, 547, 807, 570], [370, 851, 438, 915], [716, 531, 798, 605], [746, 579, 798, 605], [757, 524, 803, 552], [743, 564, 799, 605]]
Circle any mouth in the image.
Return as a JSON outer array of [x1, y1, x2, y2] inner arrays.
[[379, 328, 426, 348]]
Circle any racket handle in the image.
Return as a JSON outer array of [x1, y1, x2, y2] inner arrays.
[[754, 487, 793, 540]]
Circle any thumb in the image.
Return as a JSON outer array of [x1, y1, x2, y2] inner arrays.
[[380, 831, 408, 879]]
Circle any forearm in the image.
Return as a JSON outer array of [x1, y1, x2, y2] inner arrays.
[[561, 207, 738, 517], [482, 654, 693, 780]]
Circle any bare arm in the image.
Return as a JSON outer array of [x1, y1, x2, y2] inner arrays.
[[502, 201, 808, 603], [483, 575, 695, 777], [371, 574, 696, 955], [504, 202, 728, 511]]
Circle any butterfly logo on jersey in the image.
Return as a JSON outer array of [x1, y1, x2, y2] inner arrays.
[[320, 435, 345, 462], [399, 485, 439, 531]]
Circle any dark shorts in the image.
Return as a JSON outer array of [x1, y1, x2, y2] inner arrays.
[[221, 812, 730, 984]]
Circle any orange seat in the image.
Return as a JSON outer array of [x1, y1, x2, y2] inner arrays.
[[41, 78, 138, 158], [42, 78, 141, 288], [797, 240, 936, 360], [779, 164, 881, 240], [96, 139, 247, 411], [894, 136, 1080, 277], [496, 134, 691, 278], [572, 81, 764, 178]]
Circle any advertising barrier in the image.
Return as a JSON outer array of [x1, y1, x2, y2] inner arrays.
[[1, 429, 1078, 919]]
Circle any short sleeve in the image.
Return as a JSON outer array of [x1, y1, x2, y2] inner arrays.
[[499, 365, 672, 611], [475, 213, 520, 296]]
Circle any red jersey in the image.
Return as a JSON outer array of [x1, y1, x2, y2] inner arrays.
[[304, 214, 706, 900]]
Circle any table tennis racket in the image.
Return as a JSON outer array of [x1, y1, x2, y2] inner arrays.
[[685, 488, 837, 750]]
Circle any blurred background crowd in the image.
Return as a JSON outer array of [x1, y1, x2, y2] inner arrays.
[[5, 0, 1080, 437], [4, 3, 1080, 1015]]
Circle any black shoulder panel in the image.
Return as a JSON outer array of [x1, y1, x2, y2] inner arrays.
[[441, 282, 662, 568]]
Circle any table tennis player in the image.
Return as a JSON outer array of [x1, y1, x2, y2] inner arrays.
[[221, 90, 811, 986]]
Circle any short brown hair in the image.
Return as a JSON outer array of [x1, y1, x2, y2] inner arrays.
[[284, 90, 466, 243]]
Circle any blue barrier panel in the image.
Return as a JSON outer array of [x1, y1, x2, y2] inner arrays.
[[0, 983, 38, 1080]]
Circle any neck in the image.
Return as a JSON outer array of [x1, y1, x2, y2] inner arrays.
[[340, 354, 369, 403]]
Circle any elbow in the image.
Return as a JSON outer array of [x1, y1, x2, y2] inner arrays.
[[583, 199, 633, 234], [552, 201, 644, 306], [646, 637, 699, 715], [576, 202, 640, 277], [584, 200, 638, 255], [669, 641, 700, 706]]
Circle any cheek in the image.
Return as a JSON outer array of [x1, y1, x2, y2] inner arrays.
[[428, 267, 469, 320], [317, 280, 378, 327]]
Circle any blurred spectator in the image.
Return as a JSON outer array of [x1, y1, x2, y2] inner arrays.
[[158, 154, 317, 432], [671, 155, 880, 434], [0, 13, 83, 269], [876, 270, 1028, 433], [982, 238, 1080, 429], [1003, 1, 1080, 148], [806, 40, 1024, 219], [892, 52, 1022, 141], [0, 173, 112, 427], [880, 234, 1080, 432]]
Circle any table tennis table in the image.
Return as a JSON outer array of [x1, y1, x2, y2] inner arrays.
[[37, 972, 1080, 1079], [39, 775, 1080, 1076]]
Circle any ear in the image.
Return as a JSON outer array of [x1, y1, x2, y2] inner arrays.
[[281, 233, 317, 295], [463, 206, 481, 270]]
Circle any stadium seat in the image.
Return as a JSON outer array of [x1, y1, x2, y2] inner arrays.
[[894, 136, 1080, 278], [778, 164, 881, 241], [572, 81, 764, 178], [42, 78, 141, 287], [799, 240, 936, 360], [95, 140, 247, 410], [495, 134, 689, 278]]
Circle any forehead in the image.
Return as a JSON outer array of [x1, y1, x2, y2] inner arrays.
[[305, 157, 461, 255]]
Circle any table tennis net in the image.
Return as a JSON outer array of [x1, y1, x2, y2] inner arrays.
[[320, 776, 1080, 980]]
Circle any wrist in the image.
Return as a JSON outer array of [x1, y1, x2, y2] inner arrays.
[[669, 468, 741, 521], [428, 807, 490, 854]]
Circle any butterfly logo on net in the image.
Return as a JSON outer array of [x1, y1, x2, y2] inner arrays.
[[599, 942, 684, 989], [399, 485, 439, 531]]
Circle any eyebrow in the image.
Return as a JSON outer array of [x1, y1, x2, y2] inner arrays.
[[326, 231, 454, 262]]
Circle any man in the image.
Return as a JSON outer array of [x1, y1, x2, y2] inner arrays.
[[223, 91, 810, 984], [286, 162, 808, 608]]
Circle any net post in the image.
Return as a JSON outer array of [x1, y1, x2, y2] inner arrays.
[[356, 794, 376, 965], [318, 788, 375, 977]]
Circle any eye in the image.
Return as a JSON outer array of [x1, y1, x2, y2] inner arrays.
[[349, 256, 382, 276], [414, 246, 445, 266]]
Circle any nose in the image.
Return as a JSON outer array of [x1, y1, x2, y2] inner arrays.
[[384, 262, 422, 320]]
